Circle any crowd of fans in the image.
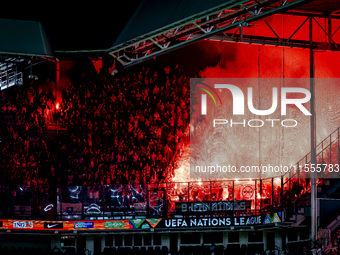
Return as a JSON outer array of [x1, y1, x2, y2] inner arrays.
[[0, 64, 190, 189], [0, 84, 50, 185], [0, 62, 309, 220]]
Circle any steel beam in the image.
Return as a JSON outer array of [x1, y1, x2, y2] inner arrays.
[[202, 12, 340, 51], [109, 0, 312, 67], [108, 1, 340, 68]]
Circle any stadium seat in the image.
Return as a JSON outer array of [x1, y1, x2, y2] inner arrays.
[[125, 247, 132, 255], [9, 247, 16, 255], [3, 247, 9, 255], [16, 247, 23, 255], [215, 246, 224, 255], [103, 247, 110, 254], [154, 246, 161, 255], [36, 247, 44, 255], [226, 244, 240, 255], [145, 246, 152, 255], [240, 244, 247, 255], [161, 246, 168, 255], [140, 246, 147, 254]]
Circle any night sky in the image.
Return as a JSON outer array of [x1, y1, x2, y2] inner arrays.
[[1, 0, 141, 51]]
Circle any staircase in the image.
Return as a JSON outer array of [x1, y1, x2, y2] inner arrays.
[[283, 126, 340, 228], [320, 179, 340, 198]]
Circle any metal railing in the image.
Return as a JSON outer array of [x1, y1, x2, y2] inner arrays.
[[282, 126, 340, 219], [2, 125, 340, 221], [0, 178, 282, 221]]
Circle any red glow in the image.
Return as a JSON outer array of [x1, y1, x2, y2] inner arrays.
[[171, 37, 340, 184]]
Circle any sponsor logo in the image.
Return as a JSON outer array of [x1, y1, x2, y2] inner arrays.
[[146, 219, 162, 228], [163, 216, 262, 228], [74, 222, 94, 229], [160, 213, 282, 228], [141, 222, 150, 229], [263, 212, 282, 224], [13, 221, 33, 229], [129, 219, 144, 229], [104, 221, 125, 228], [44, 222, 64, 229]]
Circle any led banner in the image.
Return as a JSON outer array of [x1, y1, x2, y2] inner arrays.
[[0, 219, 150, 231], [175, 200, 251, 213], [43, 222, 64, 229], [157, 212, 282, 229], [13, 221, 33, 229], [0, 213, 281, 231], [74, 222, 94, 229]]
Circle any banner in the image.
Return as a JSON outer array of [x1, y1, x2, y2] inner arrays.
[[134, 202, 147, 212], [104, 221, 130, 229], [61, 203, 82, 214], [0, 212, 281, 231], [14, 205, 31, 216], [129, 219, 145, 229], [74, 222, 94, 229], [43, 222, 64, 229], [175, 200, 251, 213], [157, 212, 282, 228], [1, 219, 133, 231], [13, 221, 33, 229]]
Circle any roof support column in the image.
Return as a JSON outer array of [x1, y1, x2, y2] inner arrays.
[[328, 13, 332, 50], [56, 58, 60, 102], [309, 16, 317, 248]]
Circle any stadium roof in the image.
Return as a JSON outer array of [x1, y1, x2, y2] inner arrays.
[[111, 0, 245, 49], [294, 0, 340, 12], [112, 0, 340, 51], [0, 18, 53, 58], [108, 0, 314, 67], [1, 0, 340, 62]]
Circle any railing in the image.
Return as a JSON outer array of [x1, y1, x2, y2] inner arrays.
[[282, 126, 340, 218], [2, 126, 340, 222], [0, 178, 282, 221], [0, 63, 23, 90]]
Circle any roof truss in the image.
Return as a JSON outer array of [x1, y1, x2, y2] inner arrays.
[[108, 0, 312, 67], [207, 11, 340, 50]]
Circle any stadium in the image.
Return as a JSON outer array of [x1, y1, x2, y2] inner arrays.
[[1, 0, 340, 254]]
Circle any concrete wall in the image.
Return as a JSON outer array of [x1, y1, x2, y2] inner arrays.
[[0, 234, 51, 248]]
